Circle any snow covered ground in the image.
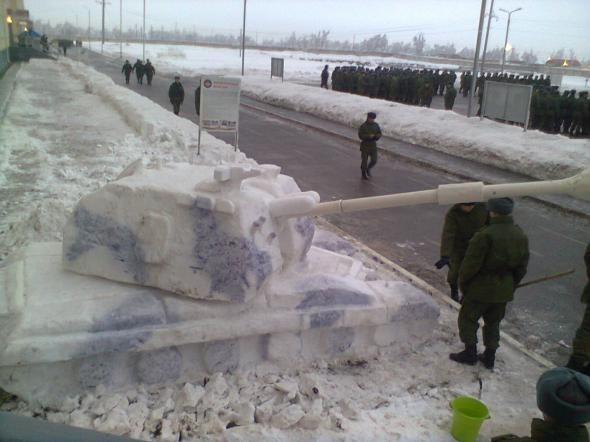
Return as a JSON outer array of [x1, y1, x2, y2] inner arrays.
[[98, 42, 590, 181], [0, 56, 552, 441]]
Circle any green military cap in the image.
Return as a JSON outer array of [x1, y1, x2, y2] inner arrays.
[[537, 367, 590, 425]]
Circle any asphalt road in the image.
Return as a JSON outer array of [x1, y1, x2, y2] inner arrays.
[[69, 48, 589, 364]]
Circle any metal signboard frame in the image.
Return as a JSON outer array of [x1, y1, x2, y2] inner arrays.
[[197, 76, 242, 156], [271, 57, 284, 82], [481, 81, 533, 131]]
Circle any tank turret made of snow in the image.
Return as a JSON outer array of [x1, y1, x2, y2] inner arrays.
[[62, 161, 320, 303]]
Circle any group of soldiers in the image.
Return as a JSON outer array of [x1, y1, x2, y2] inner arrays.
[[436, 197, 590, 440], [331, 66, 459, 110], [121, 59, 156, 86], [327, 65, 589, 137]]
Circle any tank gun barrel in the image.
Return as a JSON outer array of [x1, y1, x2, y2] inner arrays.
[[279, 168, 590, 218]]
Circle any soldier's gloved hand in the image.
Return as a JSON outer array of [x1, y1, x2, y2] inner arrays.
[[434, 256, 450, 269]]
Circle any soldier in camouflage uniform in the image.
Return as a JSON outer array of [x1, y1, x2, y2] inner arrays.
[[492, 367, 590, 442], [436, 203, 487, 302], [567, 242, 590, 375], [450, 198, 529, 369], [358, 112, 382, 180], [444, 83, 457, 110]]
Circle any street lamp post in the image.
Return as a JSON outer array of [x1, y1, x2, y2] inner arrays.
[[499, 7, 522, 73], [241, 0, 247, 76], [467, 0, 487, 117], [480, 0, 495, 75], [119, 0, 122, 58], [142, 0, 146, 60]]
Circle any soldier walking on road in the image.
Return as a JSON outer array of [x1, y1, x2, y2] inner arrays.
[[168, 75, 185, 115], [321, 65, 330, 89], [444, 83, 457, 110], [449, 198, 529, 369], [121, 60, 133, 85], [133, 59, 144, 85], [566, 242, 590, 376], [435, 202, 488, 302], [358, 112, 382, 180], [144, 59, 156, 86]]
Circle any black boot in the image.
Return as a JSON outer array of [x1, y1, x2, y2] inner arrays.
[[478, 348, 496, 370], [450, 285, 460, 302], [449, 344, 477, 365]]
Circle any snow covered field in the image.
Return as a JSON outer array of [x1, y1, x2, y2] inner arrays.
[[99, 42, 590, 181], [0, 58, 550, 441]]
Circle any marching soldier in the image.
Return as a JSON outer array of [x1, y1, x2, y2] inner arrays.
[[358, 112, 382, 180], [444, 82, 457, 110], [566, 242, 590, 375], [168, 74, 185, 115], [144, 59, 156, 86]]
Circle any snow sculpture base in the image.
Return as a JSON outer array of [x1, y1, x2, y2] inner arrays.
[[0, 242, 439, 404]]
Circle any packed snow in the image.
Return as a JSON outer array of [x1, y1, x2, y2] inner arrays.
[[0, 53, 554, 441], [98, 41, 590, 181]]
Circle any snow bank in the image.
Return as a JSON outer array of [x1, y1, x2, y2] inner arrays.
[[242, 77, 590, 180], [58, 57, 251, 167]]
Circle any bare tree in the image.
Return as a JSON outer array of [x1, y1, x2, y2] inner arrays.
[[412, 33, 426, 55]]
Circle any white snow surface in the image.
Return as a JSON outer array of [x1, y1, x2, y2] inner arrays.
[[0, 57, 550, 441], [100, 42, 590, 181]]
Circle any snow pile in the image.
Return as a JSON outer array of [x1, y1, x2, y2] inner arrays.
[[59, 57, 250, 167], [241, 77, 590, 180]]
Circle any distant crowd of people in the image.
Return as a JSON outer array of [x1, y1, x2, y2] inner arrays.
[[322, 65, 589, 137], [121, 59, 156, 86]]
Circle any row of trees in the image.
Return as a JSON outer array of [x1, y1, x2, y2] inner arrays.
[[32, 20, 584, 65]]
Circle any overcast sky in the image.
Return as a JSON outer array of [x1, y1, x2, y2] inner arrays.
[[24, 0, 590, 60]]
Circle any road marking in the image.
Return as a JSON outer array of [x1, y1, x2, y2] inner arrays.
[[530, 249, 544, 258], [537, 226, 586, 246]]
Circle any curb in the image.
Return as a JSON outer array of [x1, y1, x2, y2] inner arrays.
[[0, 63, 21, 122], [241, 100, 589, 220], [319, 219, 555, 370]]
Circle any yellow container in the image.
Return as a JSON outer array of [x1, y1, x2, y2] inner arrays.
[[450, 396, 490, 442]]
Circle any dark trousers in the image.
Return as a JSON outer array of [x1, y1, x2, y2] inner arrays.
[[172, 101, 181, 115], [147, 74, 153, 85], [458, 298, 507, 350], [124, 73, 130, 84], [572, 303, 590, 365], [360, 149, 377, 177], [136, 73, 143, 84]]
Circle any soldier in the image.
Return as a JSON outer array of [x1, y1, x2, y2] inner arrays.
[[435, 203, 487, 302], [144, 59, 156, 86], [321, 65, 329, 89], [133, 59, 144, 85], [121, 60, 133, 85], [566, 242, 590, 375], [168, 74, 185, 115], [449, 197, 529, 369], [358, 112, 382, 180], [444, 82, 457, 110], [331, 66, 341, 91], [571, 91, 589, 137], [492, 367, 590, 442]]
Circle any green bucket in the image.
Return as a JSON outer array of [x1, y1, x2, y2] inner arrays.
[[450, 396, 490, 442]]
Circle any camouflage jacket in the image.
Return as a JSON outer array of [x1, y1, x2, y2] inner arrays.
[[492, 417, 589, 442], [459, 215, 529, 303]]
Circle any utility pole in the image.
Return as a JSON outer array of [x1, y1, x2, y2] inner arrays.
[[499, 7, 522, 73], [88, 10, 91, 50], [142, 0, 146, 60], [467, 0, 487, 117], [480, 0, 495, 75], [101, 0, 105, 52], [241, 0, 246, 76], [119, 0, 122, 58]]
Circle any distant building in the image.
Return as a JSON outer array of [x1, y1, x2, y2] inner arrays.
[[545, 58, 582, 68]]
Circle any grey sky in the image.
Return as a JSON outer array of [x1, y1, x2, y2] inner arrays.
[[25, 0, 590, 60]]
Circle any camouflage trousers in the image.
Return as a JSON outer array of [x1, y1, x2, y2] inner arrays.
[[458, 298, 507, 350], [572, 302, 590, 364]]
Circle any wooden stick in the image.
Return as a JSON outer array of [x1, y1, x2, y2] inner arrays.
[[517, 269, 575, 289]]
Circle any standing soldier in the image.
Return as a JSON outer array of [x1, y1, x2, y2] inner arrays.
[[121, 59, 133, 85], [444, 82, 457, 110], [321, 65, 330, 89], [358, 112, 382, 180], [566, 242, 590, 375], [449, 198, 529, 369], [133, 59, 144, 85], [435, 202, 487, 302], [144, 59, 156, 86], [168, 74, 185, 115]]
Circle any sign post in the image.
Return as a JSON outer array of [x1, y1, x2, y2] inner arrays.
[[271, 57, 284, 82], [197, 76, 242, 156], [481, 81, 533, 131]]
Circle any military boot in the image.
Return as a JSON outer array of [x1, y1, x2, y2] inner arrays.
[[566, 355, 588, 373], [449, 344, 477, 365], [478, 348, 496, 370], [450, 285, 460, 303]]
